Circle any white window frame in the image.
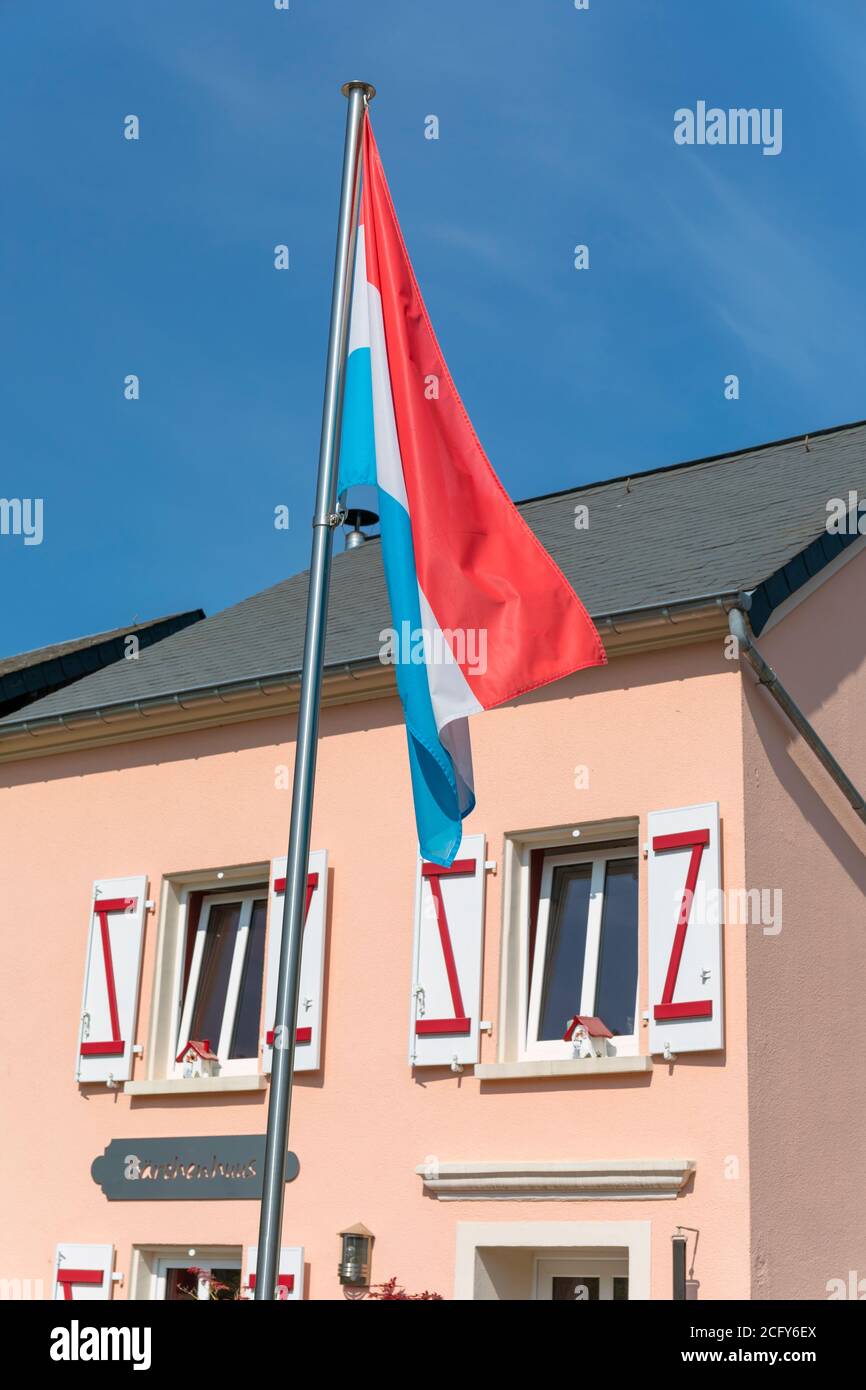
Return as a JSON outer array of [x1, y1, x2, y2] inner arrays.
[[523, 846, 639, 1060], [173, 889, 268, 1078], [152, 1251, 242, 1302]]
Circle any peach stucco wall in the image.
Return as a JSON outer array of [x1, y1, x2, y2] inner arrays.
[[742, 545, 866, 1300], [0, 639, 753, 1299]]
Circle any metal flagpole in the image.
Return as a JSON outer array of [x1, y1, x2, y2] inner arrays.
[[254, 78, 374, 1301]]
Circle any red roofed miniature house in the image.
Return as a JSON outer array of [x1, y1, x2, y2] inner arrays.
[[176, 1039, 219, 1079], [563, 1016, 613, 1059]]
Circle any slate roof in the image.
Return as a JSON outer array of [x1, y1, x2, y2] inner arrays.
[[0, 611, 204, 720], [3, 421, 865, 730]]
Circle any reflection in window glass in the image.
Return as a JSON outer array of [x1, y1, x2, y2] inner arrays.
[[165, 1268, 198, 1302], [594, 858, 639, 1036], [209, 1269, 242, 1301], [230, 900, 267, 1059], [190, 902, 241, 1046], [539, 864, 592, 1040]]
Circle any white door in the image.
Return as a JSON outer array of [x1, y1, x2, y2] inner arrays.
[[535, 1257, 629, 1301]]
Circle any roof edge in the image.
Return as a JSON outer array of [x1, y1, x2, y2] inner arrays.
[[517, 418, 866, 509], [0, 592, 740, 763]]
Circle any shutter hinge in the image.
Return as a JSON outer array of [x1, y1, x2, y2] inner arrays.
[[484, 859, 497, 872], [145, 900, 155, 911]]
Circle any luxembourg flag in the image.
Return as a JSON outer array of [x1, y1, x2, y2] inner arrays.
[[339, 114, 606, 866]]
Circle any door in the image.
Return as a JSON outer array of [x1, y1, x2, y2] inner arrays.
[[155, 1257, 242, 1301], [535, 1258, 629, 1301]]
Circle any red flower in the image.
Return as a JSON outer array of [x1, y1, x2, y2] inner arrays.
[[367, 1276, 443, 1301]]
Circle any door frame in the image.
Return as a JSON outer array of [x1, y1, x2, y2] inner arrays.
[[130, 1251, 244, 1301], [454, 1220, 651, 1300]]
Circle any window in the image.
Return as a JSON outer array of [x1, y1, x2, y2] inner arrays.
[[524, 846, 639, 1059], [174, 890, 268, 1077]]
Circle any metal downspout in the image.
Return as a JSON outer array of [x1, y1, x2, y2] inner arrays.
[[728, 606, 866, 827]]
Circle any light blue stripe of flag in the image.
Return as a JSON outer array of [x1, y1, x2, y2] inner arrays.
[[339, 344, 473, 865]]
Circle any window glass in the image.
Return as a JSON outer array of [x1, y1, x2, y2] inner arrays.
[[165, 1268, 198, 1301], [163, 1266, 241, 1301], [594, 857, 639, 1036], [538, 864, 592, 1040], [190, 902, 241, 1046], [229, 899, 267, 1060], [209, 1269, 242, 1301]]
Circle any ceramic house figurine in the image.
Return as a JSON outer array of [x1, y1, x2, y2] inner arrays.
[[176, 1039, 219, 1079], [563, 1015, 613, 1060]]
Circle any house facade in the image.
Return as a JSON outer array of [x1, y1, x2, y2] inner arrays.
[[1, 424, 864, 1301]]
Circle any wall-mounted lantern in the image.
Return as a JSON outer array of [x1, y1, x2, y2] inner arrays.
[[338, 1223, 374, 1286]]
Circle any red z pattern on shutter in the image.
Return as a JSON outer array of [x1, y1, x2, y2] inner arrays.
[[248, 1273, 295, 1294], [415, 859, 476, 1037], [57, 1269, 104, 1300], [652, 829, 712, 1021], [79, 898, 138, 1058], [265, 873, 319, 1048]]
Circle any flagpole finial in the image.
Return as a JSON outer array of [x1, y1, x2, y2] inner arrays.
[[341, 80, 376, 102]]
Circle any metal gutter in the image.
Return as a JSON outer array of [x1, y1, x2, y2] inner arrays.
[[0, 592, 740, 744], [729, 606, 866, 827]]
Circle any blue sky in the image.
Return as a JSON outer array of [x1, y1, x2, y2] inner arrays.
[[2, 0, 864, 656]]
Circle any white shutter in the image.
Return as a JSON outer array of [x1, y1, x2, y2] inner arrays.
[[54, 1244, 113, 1301], [409, 833, 486, 1067], [648, 802, 723, 1055], [263, 851, 328, 1074], [76, 876, 148, 1083], [245, 1246, 304, 1300]]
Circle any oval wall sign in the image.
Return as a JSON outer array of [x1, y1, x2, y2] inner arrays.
[[91, 1136, 299, 1200]]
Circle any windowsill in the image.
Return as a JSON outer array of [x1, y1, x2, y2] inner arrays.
[[124, 1075, 268, 1096], [474, 1057, 652, 1081]]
